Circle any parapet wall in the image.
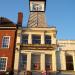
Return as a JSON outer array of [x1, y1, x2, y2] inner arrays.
[[57, 40, 75, 50]]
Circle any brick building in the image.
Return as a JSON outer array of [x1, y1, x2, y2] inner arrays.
[[0, 17, 17, 75]]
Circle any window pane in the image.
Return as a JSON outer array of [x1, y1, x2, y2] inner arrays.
[[20, 54, 27, 70], [66, 55, 74, 70], [22, 35, 28, 44], [45, 35, 51, 44], [32, 35, 41, 44], [0, 58, 7, 71], [2, 36, 10, 48], [45, 54, 52, 70]]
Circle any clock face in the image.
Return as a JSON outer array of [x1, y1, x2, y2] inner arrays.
[[30, 1, 45, 11], [32, 3, 42, 11]]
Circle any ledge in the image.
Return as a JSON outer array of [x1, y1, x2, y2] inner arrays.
[[20, 44, 57, 50]]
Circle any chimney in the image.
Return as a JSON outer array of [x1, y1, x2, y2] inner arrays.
[[17, 12, 23, 27]]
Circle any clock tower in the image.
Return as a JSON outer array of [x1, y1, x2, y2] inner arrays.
[[28, 0, 48, 27]]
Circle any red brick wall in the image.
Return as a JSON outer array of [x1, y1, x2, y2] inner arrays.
[[0, 30, 16, 71]]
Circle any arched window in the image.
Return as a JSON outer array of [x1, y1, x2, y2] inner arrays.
[[66, 54, 74, 70]]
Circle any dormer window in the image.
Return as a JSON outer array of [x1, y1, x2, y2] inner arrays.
[[2, 36, 10, 48]]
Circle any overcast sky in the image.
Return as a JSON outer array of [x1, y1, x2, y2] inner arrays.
[[0, 0, 75, 40]]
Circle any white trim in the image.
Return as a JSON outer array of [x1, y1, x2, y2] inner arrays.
[[0, 27, 16, 29], [2, 36, 10, 48], [0, 57, 8, 71]]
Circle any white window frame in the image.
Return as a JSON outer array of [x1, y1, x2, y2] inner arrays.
[[32, 35, 41, 44], [2, 36, 10, 48], [0, 57, 8, 71]]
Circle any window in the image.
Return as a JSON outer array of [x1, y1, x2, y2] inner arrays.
[[45, 35, 51, 44], [22, 35, 28, 44], [32, 35, 41, 44], [2, 36, 10, 48], [66, 55, 74, 70], [45, 54, 52, 70], [0, 57, 7, 71], [20, 54, 27, 70], [31, 54, 40, 70]]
